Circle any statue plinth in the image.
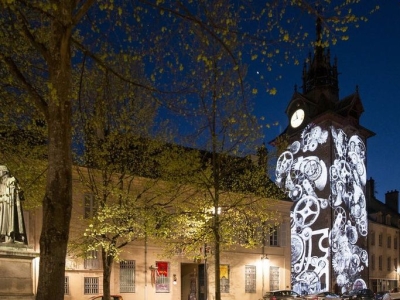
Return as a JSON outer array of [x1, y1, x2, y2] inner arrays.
[[0, 244, 39, 299]]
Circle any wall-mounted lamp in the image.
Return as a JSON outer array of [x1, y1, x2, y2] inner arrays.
[[261, 254, 269, 260], [173, 274, 177, 285]]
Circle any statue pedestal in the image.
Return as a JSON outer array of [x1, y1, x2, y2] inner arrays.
[[0, 244, 39, 299]]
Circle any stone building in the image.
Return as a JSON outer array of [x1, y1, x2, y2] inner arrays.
[[367, 178, 400, 292], [16, 167, 292, 300]]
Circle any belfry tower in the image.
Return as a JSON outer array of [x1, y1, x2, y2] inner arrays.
[[273, 18, 375, 295]]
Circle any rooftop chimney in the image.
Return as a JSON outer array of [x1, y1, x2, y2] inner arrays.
[[385, 190, 399, 213], [366, 177, 375, 201]]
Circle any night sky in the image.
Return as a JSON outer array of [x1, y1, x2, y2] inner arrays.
[[259, 1, 400, 202]]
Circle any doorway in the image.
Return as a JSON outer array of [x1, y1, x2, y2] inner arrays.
[[181, 263, 207, 300]]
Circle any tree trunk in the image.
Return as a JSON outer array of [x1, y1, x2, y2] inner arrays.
[[214, 211, 221, 300], [102, 248, 114, 300], [36, 3, 73, 299]]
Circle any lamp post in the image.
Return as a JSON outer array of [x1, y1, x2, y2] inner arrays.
[[261, 253, 269, 298]]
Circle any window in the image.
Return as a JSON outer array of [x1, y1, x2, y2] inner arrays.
[[388, 236, 392, 248], [65, 276, 69, 295], [155, 261, 170, 293], [377, 213, 382, 223], [395, 258, 398, 271], [120, 260, 135, 293], [84, 277, 99, 294], [371, 254, 375, 271], [84, 194, 98, 219], [220, 265, 230, 293], [388, 257, 392, 271], [379, 234, 383, 246], [395, 237, 398, 250], [386, 215, 392, 225], [269, 226, 279, 246], [371, 232, 375, 246], [269, 266, 279, 291], [379, 255, 382, 271], [84, 250, 100, 269], [245, 265, 256, 293]]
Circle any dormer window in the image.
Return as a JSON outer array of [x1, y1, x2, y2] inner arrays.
[[377, 212, 382, 223], [386, 214, 392, 226]]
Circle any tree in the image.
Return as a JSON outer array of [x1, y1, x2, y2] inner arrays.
[[0, 1, 378, 298], [158, 7, 281, 298], [69, 62, 205, 299]]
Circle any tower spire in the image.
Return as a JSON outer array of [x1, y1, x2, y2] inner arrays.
[[301, 16, 339, 102]]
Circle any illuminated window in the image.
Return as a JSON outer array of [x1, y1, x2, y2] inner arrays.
[[84, 194, 98, 219], [84, 250, 100, 270], [388, 257, 392, 271], [84, 277, 99, 294], [120, 260, 135, 293], [65, 276, 69, 295], [155, 261, 170, 293], [245, 265, 256, 293], [379, 256, 382, 271], [379, 234, 383, 246], [388, 236, 392, 248], [269, 266, 279, 291], [220, 265, 230, 293]]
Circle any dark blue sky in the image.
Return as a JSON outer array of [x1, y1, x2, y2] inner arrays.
[[259, 2, 400, 201]]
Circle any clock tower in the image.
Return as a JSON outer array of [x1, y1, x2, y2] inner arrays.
[[273, 18, 375, 295]]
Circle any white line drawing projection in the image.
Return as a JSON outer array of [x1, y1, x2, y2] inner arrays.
[[275, 124, 368, 295], [329, 126, 368, 294]]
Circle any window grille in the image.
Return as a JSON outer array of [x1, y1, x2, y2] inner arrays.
[[65, 276, 69, 295], [269, 266, 279, 291], [120, 260, 135, 293], [245, 265, 256, 293], [84, 277, 99, 294], [155, 261, 170, 293], [220, 265, 230, 293], [84, 250, 100, 269]]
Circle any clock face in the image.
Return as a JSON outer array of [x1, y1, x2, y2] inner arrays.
[[290, 108, 305, 128]]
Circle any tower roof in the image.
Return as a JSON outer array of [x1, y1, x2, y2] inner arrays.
[[301, 17, 339, 103]]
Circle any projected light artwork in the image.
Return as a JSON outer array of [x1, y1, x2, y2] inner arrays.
[[275, 124, 368, 295]]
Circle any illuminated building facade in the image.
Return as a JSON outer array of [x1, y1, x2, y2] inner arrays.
[[273, 19, 375, 295]]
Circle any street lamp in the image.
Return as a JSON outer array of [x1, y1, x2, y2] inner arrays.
[[261, 253, 269, 297]]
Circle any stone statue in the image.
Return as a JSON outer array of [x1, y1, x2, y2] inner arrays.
[[0, 165, 27, 244]]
